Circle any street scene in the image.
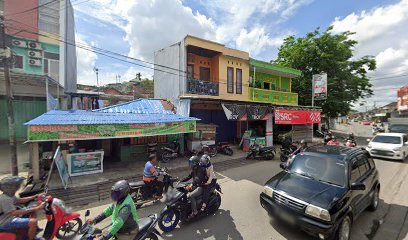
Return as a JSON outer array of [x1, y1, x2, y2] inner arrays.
[[1, 0, 408, 240]]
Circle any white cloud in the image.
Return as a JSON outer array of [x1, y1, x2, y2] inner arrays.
[[76, 35, 98, 85], [332, 0, 408, 109]]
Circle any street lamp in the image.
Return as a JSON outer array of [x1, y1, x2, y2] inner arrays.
[[93, 67, 99, 94]]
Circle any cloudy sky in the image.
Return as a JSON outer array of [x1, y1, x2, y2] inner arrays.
[[72, 0, 408, 110]]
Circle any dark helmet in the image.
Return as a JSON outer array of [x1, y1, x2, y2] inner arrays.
[[200, 154, 211, 167], [0, 176, 25, 197], [188, 156, 200, 168], [111, 180, 130, 203]]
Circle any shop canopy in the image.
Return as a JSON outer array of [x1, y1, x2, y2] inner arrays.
[[25, 98, 198, 142]]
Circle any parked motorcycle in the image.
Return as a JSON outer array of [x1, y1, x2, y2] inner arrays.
[[129, 167, 178, 208], [161, 140, 181, 163], [0, 193, 82, 240], [215, 142, 233, 156], [246, 143, 276, 160], [157, 181, 222, 232], [327, 138, 341, 146], [72, 210, 162, 240], [198, 141, 218, 157]]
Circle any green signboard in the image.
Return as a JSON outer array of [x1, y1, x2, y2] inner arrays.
[[67, 151, 104, 176], [27, 121, 196, 141]]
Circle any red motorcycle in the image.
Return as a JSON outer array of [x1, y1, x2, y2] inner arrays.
[[0, 193, 82, 240], [327, 138, 341, 146], [216, 142, 234, 156]]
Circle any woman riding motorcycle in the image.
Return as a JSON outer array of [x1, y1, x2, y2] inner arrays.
[[181, 156, 207, 219], [86, 180, 138, 240], [199, 154, 217, 212]]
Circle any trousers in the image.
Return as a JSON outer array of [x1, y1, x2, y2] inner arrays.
[[189, 186, 203, 213]]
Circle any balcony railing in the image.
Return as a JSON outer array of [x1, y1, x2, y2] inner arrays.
[[187, 79, 219, 96], [249, 88, 298, 106]]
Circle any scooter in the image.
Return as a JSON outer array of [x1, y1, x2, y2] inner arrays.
[[327, 138, 341, 146], [157, 181, 222, 232], [279, 145, 297, 162], [72, 210, 162, 240], [199, 141, 218, 157], [129, 167, 178, 208], [0, 193, 82, 240], [161, 140, 181, 163], [246, 143, 276, 160], [344, 138, 357, 147], [215, 142, 234, 156]]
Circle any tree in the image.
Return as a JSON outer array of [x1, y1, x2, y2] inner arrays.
[[274, 27, 376, 118]]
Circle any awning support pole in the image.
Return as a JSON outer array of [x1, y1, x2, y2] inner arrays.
[[29, 142, 40, 181]]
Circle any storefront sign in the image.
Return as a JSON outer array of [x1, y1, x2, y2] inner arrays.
[[398, 85, 408, 111], [27, 121, 196, 141], [222, 103, 273, 121], [53, 146, 70, 189], [67, 151, 104, 176], [275, 109, 321, 125], [313, 73, 327, 100]]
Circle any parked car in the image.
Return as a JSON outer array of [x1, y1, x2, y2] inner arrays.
[[260, 145, 380, 240], [361, 120, 371, 125], [366, 133, 408, 161]]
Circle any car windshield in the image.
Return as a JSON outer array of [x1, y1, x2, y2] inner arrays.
[[372, 136, 401, 144], [287, 154, 346, 187], [390, 125, 408, 133]]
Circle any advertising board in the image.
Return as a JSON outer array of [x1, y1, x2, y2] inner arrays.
[[275, 109, 321, 125]]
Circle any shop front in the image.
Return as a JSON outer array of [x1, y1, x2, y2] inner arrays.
[[24, 99, 198, 181]]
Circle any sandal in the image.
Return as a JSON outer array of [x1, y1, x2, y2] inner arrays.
[[188, 211, 197, 220], [200, 203, 207, 212]]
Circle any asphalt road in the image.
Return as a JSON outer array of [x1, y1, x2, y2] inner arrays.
[[50, 154, 408, 240]]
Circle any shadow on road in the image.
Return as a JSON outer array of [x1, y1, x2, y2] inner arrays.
[[163, 209, 243, 240]]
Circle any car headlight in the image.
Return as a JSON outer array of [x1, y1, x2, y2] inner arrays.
[[263, 186, 274, 198], [305, 204, 331, 221], [393, 147, 402, 151]]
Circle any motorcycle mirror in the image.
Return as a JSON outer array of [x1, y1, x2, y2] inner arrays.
[[85, 210, 90, 217]]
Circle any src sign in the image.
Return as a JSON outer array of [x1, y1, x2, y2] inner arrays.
[[275, 109, 321, 125]]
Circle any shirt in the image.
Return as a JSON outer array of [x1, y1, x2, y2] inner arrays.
[[143, 161, 160, 182], [204, 164, 216, 185], [0, 194, 16, 225]]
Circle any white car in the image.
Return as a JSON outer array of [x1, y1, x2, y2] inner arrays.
[[366, 133, 408, 161]]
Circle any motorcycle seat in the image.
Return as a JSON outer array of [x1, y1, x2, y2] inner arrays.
[[261, 146, 275, 151], [162, 147, 175, 152], [138, 217, 153, 232], [129, 181, 145, 188]]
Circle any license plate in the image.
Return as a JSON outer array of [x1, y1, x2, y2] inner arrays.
[[279, 211, 296, 225]]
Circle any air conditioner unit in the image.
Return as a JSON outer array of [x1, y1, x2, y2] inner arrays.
[[187, 53, 195, 63], [11, 39, 27, 48], [28, 50, 42, 58], [28, 41, 42, 50], [28, 58, 42, 66]]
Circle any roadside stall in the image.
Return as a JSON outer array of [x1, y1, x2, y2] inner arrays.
[[24, 99, 198, 183]]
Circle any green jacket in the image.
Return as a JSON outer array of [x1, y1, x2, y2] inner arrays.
[[100, 194, 138, 238]]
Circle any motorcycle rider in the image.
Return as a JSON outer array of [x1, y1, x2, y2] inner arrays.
[[87, 180, 139, 240], [181, 156, 207, 219], [291, 140, 307, 156], [0, 176, 44, 240], [143, 154, 164, 199], [199, 154, 217, 212]]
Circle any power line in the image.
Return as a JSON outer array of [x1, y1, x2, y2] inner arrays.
[[370, 73, 408, 81], [5, 0, 60, 17]]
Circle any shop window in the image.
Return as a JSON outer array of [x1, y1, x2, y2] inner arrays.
[[13, 55, 23, 69], [236, 68, 242, 94], [264, 82, 270, 90], [200, 67, 210, 81], [187, 64, 194, 80], [227, 67, 234, 93]]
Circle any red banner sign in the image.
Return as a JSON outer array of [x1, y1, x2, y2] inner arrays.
[[275, 109, 321, 125]]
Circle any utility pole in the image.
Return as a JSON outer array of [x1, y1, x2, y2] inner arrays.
[[1, 16, 18, 176], [93, 67, 99, 93]]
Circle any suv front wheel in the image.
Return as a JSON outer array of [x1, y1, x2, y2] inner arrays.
[[337, 215, 351, 240], [368, 187, 380, 211]]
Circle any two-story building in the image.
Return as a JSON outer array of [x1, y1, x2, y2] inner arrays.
[[0, 0, 77, 141], [154, 35, 320, 149]]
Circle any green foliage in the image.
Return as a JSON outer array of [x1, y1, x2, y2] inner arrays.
[[274, 27, 376, 117]]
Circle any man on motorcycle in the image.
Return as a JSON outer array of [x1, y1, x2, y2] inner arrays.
[[181, 156, 207, 219], [87, 180, 138, 240], [199, 155, 217, 212], [0, 176, 44, 240], [291, 140, 307, 156], [143, 154, 164, 199]]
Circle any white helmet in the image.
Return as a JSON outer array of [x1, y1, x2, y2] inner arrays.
[[200, 154, 211, 166]]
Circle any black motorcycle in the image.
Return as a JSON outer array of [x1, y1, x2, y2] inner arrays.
[[157, 181, 222, 232], [215, 142, 233, 156], [129, 167, 178, 208], [73, 210, 162, 240], [279, 145, 297, 162], [161, 140, 181, 163], [246, 143, 276, 160]]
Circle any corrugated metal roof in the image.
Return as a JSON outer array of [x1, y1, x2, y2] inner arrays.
[[25, 110, 197, 125], [93, 98, 173, 114]]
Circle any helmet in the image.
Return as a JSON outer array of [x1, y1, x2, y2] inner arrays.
[[0, 176, 25, 197], [111, 180, 130, 203], [200, 154, 211, 167], [188, 156, 200, 168], [300, 140, 306, 144]]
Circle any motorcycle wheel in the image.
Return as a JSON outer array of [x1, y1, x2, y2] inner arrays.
[[208, 193, 222, 214], [246, 152, 254, 159], [224, 148, 233, 156], [158, 209, 180, 232], [145, 233, 159, 240], [280, 154, 287, 162], [56, 217, 82, 239], [161, 152, 171, 163], [209, 148, 218, 157]]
